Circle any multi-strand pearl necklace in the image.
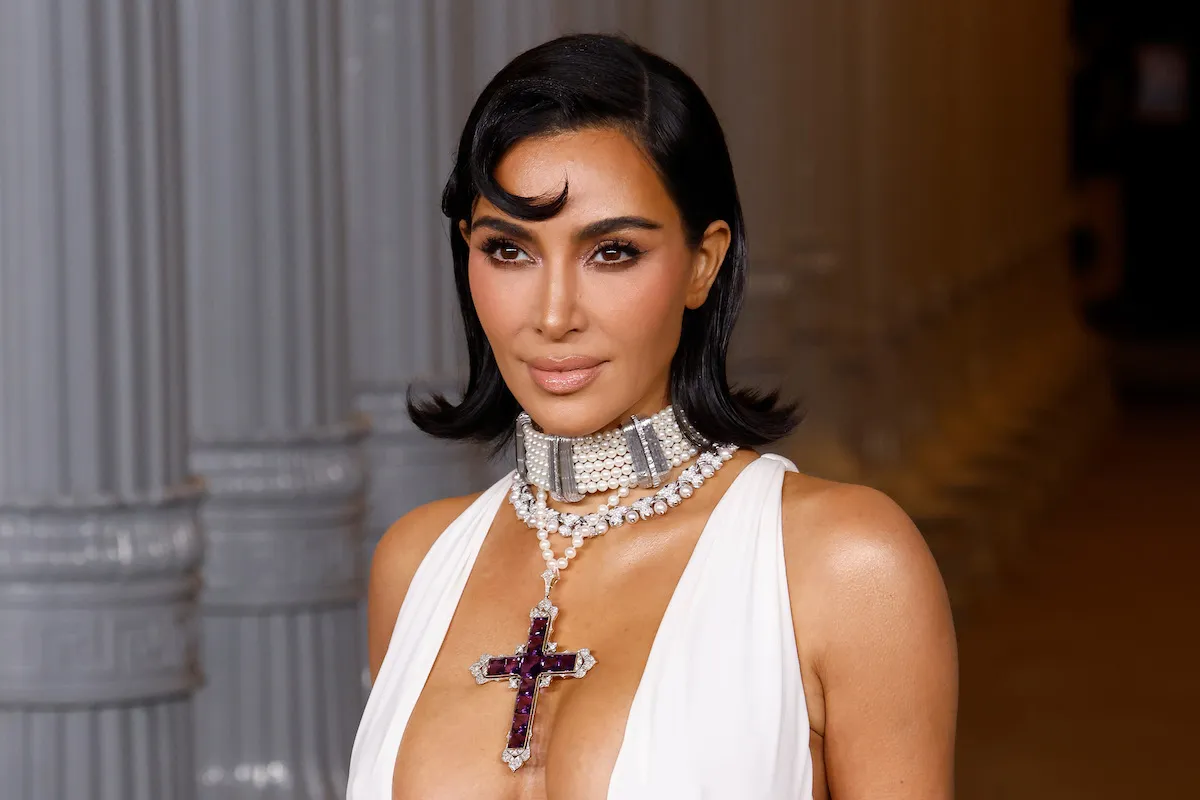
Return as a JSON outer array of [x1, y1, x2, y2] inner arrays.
[[515, 406, 709, 503], [509, 443, 737, 572]]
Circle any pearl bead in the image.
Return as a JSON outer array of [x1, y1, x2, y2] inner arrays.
[[564, 547, 576, 559], [653, 500, 668, 515], [556, 558, 568, 569], [546, 520, 558, 532], [537, 530, 549, 541], [594, 521, 608, 535], [572, 535, 584, 547], [679, 483, 694, 498], [539, 540, 551, 551], [543, 550, 555, 561]]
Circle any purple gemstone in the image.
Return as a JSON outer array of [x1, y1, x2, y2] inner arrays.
[[486, 657, 514, 676], [528, 617, 549, 647], [507, 725, 528, 749], [514, 695, 533, 715], [517, 679, 537, 698], [507, 713, 531, 748], [541, 653, 577, 672], [519, 651, 543, 678]]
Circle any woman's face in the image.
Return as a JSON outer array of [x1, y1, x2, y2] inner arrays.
[[463, 127, 729, 438]]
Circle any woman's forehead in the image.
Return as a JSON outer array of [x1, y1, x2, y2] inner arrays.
[[475, 129, 677, 225]]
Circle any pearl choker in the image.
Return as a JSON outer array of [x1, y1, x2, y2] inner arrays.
[[514, 406, 710, 503]]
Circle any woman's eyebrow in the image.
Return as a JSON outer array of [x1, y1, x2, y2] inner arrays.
[[575, 216, 662, 240], [471, 216, 532, 239], [469, 214, 662, 241]]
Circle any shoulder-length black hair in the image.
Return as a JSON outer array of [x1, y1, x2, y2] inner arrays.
[[409, 33, 797, 450]]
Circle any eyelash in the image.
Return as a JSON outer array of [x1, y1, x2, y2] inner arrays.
[[478, 237, 644, 267]]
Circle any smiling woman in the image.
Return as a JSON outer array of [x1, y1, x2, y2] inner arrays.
[[461, 126, 737, 435], [348, 33, 957, 800], [408, 33, 796, 450]]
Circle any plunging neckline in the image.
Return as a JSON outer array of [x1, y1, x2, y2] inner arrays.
[[389, 454, 770, 797]]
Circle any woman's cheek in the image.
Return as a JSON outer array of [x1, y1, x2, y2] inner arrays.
[[587, 263, 686, 357], [468, 257, 518, 343]]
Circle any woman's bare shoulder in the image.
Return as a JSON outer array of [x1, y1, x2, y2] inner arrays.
[[779, 470, 953, 651], [779, 471, 958, 789], [365, 491, 484, 679], [779, 471, 936, 571], [371, 492, 485, 582]]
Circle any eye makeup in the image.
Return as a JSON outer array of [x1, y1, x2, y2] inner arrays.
[[477, 236, 646, 268], [589, 239, 643, 267], [479, 236, 532, 265]]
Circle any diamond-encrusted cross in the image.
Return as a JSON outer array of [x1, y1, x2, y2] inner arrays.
[[469, 597, 596, 771]]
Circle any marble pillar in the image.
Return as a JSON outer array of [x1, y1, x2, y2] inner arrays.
[[178, 1, 367, 796], [0, 1, 203, 798]]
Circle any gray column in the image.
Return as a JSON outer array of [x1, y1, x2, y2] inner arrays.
[[0, 2, 202, 799], [179, 2, 366, 797], [342, 0, 521, 564]]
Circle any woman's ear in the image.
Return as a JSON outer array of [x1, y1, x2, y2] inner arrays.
[[685, 220, 732, 309], [458, 219, 471, 245]]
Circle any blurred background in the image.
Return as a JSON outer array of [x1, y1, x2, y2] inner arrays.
[[0, 0, 1194, 798]]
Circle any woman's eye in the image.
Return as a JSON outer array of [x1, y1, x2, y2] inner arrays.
[[484, 241, 531, 263], [592, 243, 641, 265]]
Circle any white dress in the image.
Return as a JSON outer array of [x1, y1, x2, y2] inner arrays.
[[347, 453, 814, 799]]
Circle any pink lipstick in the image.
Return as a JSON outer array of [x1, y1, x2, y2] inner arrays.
[[527, 356, 605, 395]]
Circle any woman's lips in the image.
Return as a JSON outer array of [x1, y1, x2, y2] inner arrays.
[[527, 357, 605, 395]]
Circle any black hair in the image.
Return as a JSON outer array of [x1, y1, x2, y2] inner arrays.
[[408, 33, 798, 450]]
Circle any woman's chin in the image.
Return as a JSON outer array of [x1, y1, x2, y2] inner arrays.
[[520, 403, 626, 438]]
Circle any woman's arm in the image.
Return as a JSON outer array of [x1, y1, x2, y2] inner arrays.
[[785, 479, 959, 798]]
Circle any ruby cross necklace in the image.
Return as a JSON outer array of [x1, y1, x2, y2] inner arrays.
[[469, 568, 596, 771]]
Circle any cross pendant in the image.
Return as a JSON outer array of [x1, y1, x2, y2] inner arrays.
[[469, 589, 597, 771]]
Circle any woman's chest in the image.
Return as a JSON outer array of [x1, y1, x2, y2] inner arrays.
[[391, 526, 700, 799]]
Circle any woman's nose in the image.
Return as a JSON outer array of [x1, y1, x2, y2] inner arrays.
[[533, 258, 583, 340]]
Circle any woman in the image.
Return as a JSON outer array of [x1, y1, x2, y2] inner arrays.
[[348, 33, 957, 799]]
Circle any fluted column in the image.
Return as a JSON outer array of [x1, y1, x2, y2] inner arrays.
[[342, 1, 492, 566], [0, 2, 202, 799], [179, 2, 366, 797]]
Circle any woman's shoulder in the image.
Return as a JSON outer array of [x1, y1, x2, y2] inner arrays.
[[778, 470, 932, 574], [778, 468, 956, 688], [777, 469, 958, 788], [373, 491, 485, 571], [365, 491, 484, 678]]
